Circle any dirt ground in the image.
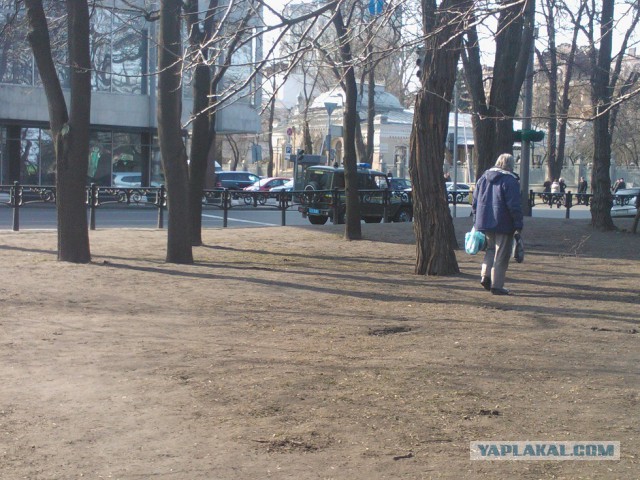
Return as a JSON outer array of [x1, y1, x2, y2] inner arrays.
[[0, 216, 639, 480]]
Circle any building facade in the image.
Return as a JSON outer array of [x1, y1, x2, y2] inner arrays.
[[0, 0, 262, 187]]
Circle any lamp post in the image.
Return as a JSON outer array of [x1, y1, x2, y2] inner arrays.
[[324, 101, 337, 166], [452, 80, 459, 218]]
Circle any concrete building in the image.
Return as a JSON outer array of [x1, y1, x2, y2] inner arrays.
[[0, 0, 262, 187], [271, 84, 476, 182]]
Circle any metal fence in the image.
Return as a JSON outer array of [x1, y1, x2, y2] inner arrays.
[[3, 182, 636, 230], [1, 182, 426, 231], [528, 190, 637, 218]]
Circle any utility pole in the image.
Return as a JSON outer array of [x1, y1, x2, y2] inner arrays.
[[520, 29, 536, 217], [452, 79, 459, 218]]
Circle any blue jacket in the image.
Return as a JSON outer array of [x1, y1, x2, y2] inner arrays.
[[472, 168, 523, 233]]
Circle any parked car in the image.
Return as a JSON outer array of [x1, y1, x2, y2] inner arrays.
[[298, 164, 412, 225], [446, 182, 472, 203], [388, 177, 412, 191], [214, 171, 260, 190], [611, 188, 640, 218], [240, 177, 290, 206], [269, 179, 294, 192], [244, 177, 291, 192], [112, 173, 142, 188]]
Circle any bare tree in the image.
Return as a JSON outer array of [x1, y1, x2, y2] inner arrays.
[[462, 0, 535, 177], [332, 5, 362, 239], [583, 0, 640, 229], [410, 0, 468, 275], [25, 0, 91, 263], [157, 0, 193, 263]]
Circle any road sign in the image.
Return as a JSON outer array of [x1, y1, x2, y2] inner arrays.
[[285, 144, 292, 160], [369, 0, 384, 15], [286, 127, 293, 137]]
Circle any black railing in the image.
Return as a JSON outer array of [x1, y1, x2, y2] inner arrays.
[[1, 182, 477, 230], [528, 190, 637, 219]]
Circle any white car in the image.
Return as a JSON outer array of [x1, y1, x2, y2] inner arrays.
[[446, 182, 472, 202], [269, 179, 294, 192], [112, 173, 142, 188], [611, 188, 639, 218]]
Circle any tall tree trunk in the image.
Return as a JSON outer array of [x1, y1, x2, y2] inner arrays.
[[411, 0, 466, 275], [355, 115, 367, 162], [188, 63, 210, 246], [589, 0, 615, 230], [366, 44, 375, 164], [26, 0, 91, 263], [185, 0, 216, 246], [303, 117, 313, 155], [332, 8, 361, 240], [556, 2, 583, 177], [267, 90, 276, 176], [539, 0, 560, 181], [158, 0, 193, 263], [463, 0, 534, 177]]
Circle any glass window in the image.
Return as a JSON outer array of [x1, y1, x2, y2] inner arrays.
[[90, 6, 113, 92], [150, 135, 164, 186], [222, 30, 255, 104], [89, 131, 113, 186], [42, 1, 70, 88], [111, 11, 145, 94], [20, 128, 40, 184], [40, 129, 55, 185], [0, 127, 5, 184], [112, 132, 142, 180], [0, 11, 33, 85]]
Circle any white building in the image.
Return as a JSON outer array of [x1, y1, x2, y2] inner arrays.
[[272, 84, 476, 182]]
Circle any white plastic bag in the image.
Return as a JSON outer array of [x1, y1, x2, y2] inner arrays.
[[465, 227, 486, 255]]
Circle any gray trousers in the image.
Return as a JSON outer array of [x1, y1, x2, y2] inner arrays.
[[481, 232, 514, 290]]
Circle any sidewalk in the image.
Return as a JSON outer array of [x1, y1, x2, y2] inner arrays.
[[0, 218, 638, 479]]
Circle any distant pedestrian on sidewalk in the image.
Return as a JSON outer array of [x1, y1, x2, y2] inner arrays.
[[472, 153, 524, 296]]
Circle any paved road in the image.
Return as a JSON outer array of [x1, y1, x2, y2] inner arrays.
[[0, 201, 594, 230]]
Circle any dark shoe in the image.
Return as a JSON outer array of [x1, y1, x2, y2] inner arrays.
[[490, 288, 511, 296], [480, 276, 492, 291]]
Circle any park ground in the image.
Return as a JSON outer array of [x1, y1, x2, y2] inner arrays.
[[0, 216, 638, 479]]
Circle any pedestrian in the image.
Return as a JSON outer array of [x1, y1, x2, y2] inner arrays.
[[559, 177, 567, 193], [551, 179, 560, 193], [578, 176, 588, 194], [472, 153, 524, 295]]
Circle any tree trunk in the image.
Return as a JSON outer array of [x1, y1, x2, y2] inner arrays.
[[541, 8, 560, 182], [366, 44, 375, 165], [410, 0, 466, 275], [332, 8, 361, 240], [303, 118, 313, 155], [188, 63, 210, 246], [463, 0, 534, 177], [185, 0, 215, 246], [26, 0, 91, 263], [267, 90, 276, 176], [158, 0, 193, 263], [589, 0, 615, 231], [355, 115, 367, 163]]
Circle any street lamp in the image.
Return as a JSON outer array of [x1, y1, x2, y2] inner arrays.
[[324, 101, 337, 166]]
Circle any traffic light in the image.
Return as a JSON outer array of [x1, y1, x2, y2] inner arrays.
[[512, 129, 545, 143], [416, 46, 424, 79]]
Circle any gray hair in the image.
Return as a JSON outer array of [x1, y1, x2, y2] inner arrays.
[[495, 153, 515, 172]]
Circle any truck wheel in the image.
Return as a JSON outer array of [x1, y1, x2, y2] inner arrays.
[[308, 215, 328, 225], [394, 209, 412, 222]]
